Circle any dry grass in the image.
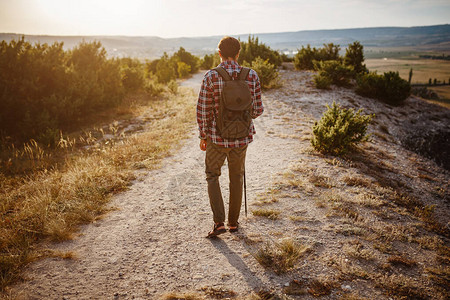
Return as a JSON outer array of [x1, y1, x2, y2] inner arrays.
[[252, 209, 281, 220], [163, 292, 204, 300], [309, 174, 333, 188], [373, 273, 431, 300], [255, 239, 310, 274], [343, 241, 376, 261], [307, 277, 339, 297], [0, 88, 196, 291], [342, 176, 373, 188], [387, 255, 417, 267]]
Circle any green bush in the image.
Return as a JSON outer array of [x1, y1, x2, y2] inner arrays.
[[293, 45, 317, 70], [315, 60, 354, 87], [311, 101, 373, 155], [294, 43, 340, 70], [238, 35, 282, 66], [200, 53, 220, 69], [177, 61, 191, 78], [383, 71, 412, 105], [314, 74, 332, 89], [155, 53, 176, 83], [172, 47, 199, 74], [344, 41, 367, 74], [0, 38, 130, 143], [356, 71, 411, 105], [245, 57, 280, 89]]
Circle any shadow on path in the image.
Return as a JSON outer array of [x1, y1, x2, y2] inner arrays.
[[208, 237, 266, 290]]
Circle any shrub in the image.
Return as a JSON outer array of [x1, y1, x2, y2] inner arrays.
[[293, 45, 318, 70], [356, 71, 410, 105], [311, 101, 373, 155], [177, 61, 191, 78], [200, 53, 220, 69], [344, 41, 367, 74], [294, 43, 340, 70], [314, 74, 332, 89], [411, 87, 439, 100], [121, 65, 145, 92], [238, 35, 282, 66], [315, 60, 354, 87], [0, 38, 126, 143], [245, 57, 280, 89], [383, 71, 411, 105], [155, 53, 176, 83], [172, 47, 199, 74]]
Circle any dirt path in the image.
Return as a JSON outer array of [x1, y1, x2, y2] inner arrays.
[[13, 68, 450, 299], [13, 72, 303, 299]]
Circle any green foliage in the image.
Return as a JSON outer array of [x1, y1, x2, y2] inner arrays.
[[155, 53, 176, 83], [293, 45, 317, 70], [148, 47, 200, 83], [172, 47, 199, 74], [238, 35, 282, 66], [244, 57, 280, 90], [177, 61, 191, 78], [315, 60, 354, 87], [311, 101, 373, 155], [0, 38, 139, 143], [294, 43, 341, 70], [200, 53, 220, 69], [120, 57, 146, 92], [0, 38, 180, 145], [314, 74, 332, 90], [356, 71, 411, 105], [344, 41, 367, 74]]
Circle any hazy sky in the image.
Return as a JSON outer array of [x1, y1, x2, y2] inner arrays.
[[1, 0, 449, 38]]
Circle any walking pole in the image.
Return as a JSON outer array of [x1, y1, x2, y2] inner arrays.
[[244, 165, 247, 218]]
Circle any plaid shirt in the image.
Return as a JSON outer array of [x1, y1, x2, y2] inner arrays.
[[197, 60, 264, 148]]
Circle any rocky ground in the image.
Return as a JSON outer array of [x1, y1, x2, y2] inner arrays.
[[10, 65, 449, 299]]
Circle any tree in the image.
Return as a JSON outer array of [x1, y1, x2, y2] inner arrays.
[[408, 68, 413, 84], [344, 41, 367, 74]]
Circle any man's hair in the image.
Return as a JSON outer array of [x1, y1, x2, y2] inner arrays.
[[218, 36, 241, 59]]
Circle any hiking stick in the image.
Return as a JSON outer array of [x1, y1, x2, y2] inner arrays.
[[244, 166, 247, 218]]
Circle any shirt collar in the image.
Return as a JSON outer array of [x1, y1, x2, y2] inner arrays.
[[219, 60, 240, 68]]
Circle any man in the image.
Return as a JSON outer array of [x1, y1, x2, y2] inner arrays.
[[197, 36, 264, 237]]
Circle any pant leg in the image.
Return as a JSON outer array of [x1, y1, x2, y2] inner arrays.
[[227, 144, 248, 226], [205, 139, 228, 223]]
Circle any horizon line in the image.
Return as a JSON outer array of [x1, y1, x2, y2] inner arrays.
[[1, 23, 449, 40]]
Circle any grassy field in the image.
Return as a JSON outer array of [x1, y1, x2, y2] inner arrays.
[[365, 58, 450, 85]]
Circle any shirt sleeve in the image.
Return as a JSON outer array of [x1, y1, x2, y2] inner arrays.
[[251, 72, 264, 119], [196, 72, 214, 139]]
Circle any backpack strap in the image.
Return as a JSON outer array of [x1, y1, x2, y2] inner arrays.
[[214, 67, 232, 81], [239, 67, 250, 81]]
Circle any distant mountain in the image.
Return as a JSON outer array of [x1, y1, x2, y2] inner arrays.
[[1, 24, 449, 59]]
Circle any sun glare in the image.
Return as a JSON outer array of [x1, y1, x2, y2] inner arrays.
[[36, 0, 156, 35]]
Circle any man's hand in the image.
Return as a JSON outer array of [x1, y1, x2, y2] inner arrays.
[[200, 139, 207, 151]]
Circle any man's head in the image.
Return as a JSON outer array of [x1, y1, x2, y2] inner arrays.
[[218, 36, 240, 61]]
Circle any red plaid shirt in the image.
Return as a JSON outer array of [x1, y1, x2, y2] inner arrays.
[[197, 60, 264, 148]]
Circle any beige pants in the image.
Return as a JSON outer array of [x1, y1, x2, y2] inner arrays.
[[205, 139, 248, 226]]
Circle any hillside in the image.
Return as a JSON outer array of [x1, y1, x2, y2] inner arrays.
[[1, 24, 449, 59], [8, 64, 449, 299]]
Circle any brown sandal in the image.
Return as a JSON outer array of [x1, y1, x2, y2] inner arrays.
[[207, 222, 226, 238], [228, 222, 239, 233]]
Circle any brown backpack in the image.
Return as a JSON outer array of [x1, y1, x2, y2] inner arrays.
[[214, 66, 253, 139]]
